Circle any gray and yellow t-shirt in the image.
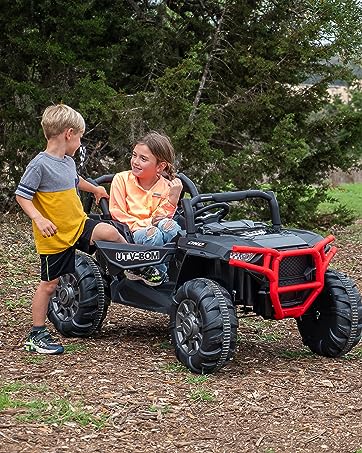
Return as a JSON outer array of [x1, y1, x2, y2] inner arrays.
[[15, 152, 87, 254]]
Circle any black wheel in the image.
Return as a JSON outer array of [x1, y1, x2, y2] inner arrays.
[[297, 270, 362, 357], [48, 253, 109, 337], [170, 278, 238, 374]]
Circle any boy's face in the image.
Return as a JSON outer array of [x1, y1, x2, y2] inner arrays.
[[65, 129, 84, 156]]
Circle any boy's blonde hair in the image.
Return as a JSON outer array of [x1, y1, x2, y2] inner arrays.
[[136, 131, 176, 179], [41, 104, 85, 139]]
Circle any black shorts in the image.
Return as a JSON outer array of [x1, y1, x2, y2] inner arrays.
[[40, 218, 101, 281]]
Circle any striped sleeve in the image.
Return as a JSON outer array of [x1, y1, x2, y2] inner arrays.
[[15, 164, 41, 200]]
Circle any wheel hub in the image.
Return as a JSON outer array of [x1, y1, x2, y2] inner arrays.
[[50, 274, 79, 321], [175, 299, 202, 355], [181, 314, 199, 338], [57, 284, 76, 307]]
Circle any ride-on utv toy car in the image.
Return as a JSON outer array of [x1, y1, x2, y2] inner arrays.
[[48, 173, 362, 374]]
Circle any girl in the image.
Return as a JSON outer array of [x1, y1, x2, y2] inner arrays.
[[109, 131, 183, 285]]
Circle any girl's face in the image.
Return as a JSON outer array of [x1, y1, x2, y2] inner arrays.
[[131, 144, 165, 181]]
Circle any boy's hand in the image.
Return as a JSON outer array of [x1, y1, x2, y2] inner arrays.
[[34, 216, 58, 237], [94, 186, 109, 205], [168, 178, 183, 206], [15, 196, 57, 237]]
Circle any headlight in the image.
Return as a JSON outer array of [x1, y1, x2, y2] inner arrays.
[[229, 251, 257, 262]]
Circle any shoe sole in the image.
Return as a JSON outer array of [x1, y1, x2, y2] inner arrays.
[[24, 342, 64, 355], [124, 270, 163, 287]]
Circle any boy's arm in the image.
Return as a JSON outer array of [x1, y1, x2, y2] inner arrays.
[[16, 195, 57, 237], [78, 176, 109, 204]]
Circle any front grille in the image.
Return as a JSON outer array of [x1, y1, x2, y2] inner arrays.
[[230, 236, 336, 319], [278, 255, 312, 287]]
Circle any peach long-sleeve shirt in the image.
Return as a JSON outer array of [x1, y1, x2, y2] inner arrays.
[[109, 171, 177, 232]]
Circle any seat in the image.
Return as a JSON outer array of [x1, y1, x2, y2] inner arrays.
[[83, 172, 200, 242]]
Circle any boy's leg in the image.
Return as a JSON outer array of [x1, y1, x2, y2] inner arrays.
[[32, 279, 59, 327], [90, 222, 127, 244], [75, 219, 126, 255], [25, 279, 64, 354], [25, 248, 76, 354]]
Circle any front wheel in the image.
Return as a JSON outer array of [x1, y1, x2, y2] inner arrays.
[[48, 253, 109, 337], [170, 278, 238, 374], [297, 270, 362, 357]]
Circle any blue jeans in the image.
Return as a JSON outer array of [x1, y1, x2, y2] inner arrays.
[[133, 218, 181, 273]]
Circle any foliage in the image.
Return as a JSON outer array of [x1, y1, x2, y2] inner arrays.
[[1, 0, 362, 226], [0, 381, 107, 428], [189, 388, 215, 403]]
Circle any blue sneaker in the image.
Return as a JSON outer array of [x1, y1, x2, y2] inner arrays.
[[24, 328, 64, 355]]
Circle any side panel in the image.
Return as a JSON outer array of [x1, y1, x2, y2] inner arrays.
[[94, 241, 177, 275]]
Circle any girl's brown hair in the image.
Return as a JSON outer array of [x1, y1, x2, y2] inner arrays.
[[136, 131, 176, 179]]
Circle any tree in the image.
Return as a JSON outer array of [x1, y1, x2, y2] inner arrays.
[[1, 0, 362, 227], [143, 0, 362, 225]]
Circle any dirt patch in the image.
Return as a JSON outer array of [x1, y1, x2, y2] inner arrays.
[[0, 216, 362, 453]]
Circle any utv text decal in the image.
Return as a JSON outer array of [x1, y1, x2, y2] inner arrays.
[[187, 241, 206, 247], [116, 251, 160, 261]]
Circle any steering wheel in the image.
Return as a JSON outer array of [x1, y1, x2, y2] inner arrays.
[[193, 202, 230, 224]]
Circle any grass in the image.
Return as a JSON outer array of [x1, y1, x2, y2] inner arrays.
[[4, 296, 29, 311], [64, 343, 88, 353], [156, 340, 173, 350], [186, 375, 209, 385], [148, 404, 172, 414], [0, 381, 108, 428], [161, 362, 188, 373], [344, 345, 362, 360], [23, 355, 46, 364], [319, 183, 362, 217], [256, 332, 284, 342], [0, 382, 48, 411], [17, 399, 108, 428], [189, 388, 215, 403], [278, 348, 314, 359]]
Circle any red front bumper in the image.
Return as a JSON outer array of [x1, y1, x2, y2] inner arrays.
[[229, 235, 337, 320]]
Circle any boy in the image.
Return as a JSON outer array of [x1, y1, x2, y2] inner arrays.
[[15, 104, 126, 355]]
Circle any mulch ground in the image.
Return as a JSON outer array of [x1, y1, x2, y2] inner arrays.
[[0, 215, 361, 453]]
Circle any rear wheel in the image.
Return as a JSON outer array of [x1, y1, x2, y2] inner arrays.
[[170, 278, 238, 374], [48, 253, 109, 337], [297, 270, 362, 357]]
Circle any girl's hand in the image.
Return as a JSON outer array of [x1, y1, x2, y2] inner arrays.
[[94, 186, 109, 205], [168, 178, 183, 206], [151, 215, 165, 226]]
